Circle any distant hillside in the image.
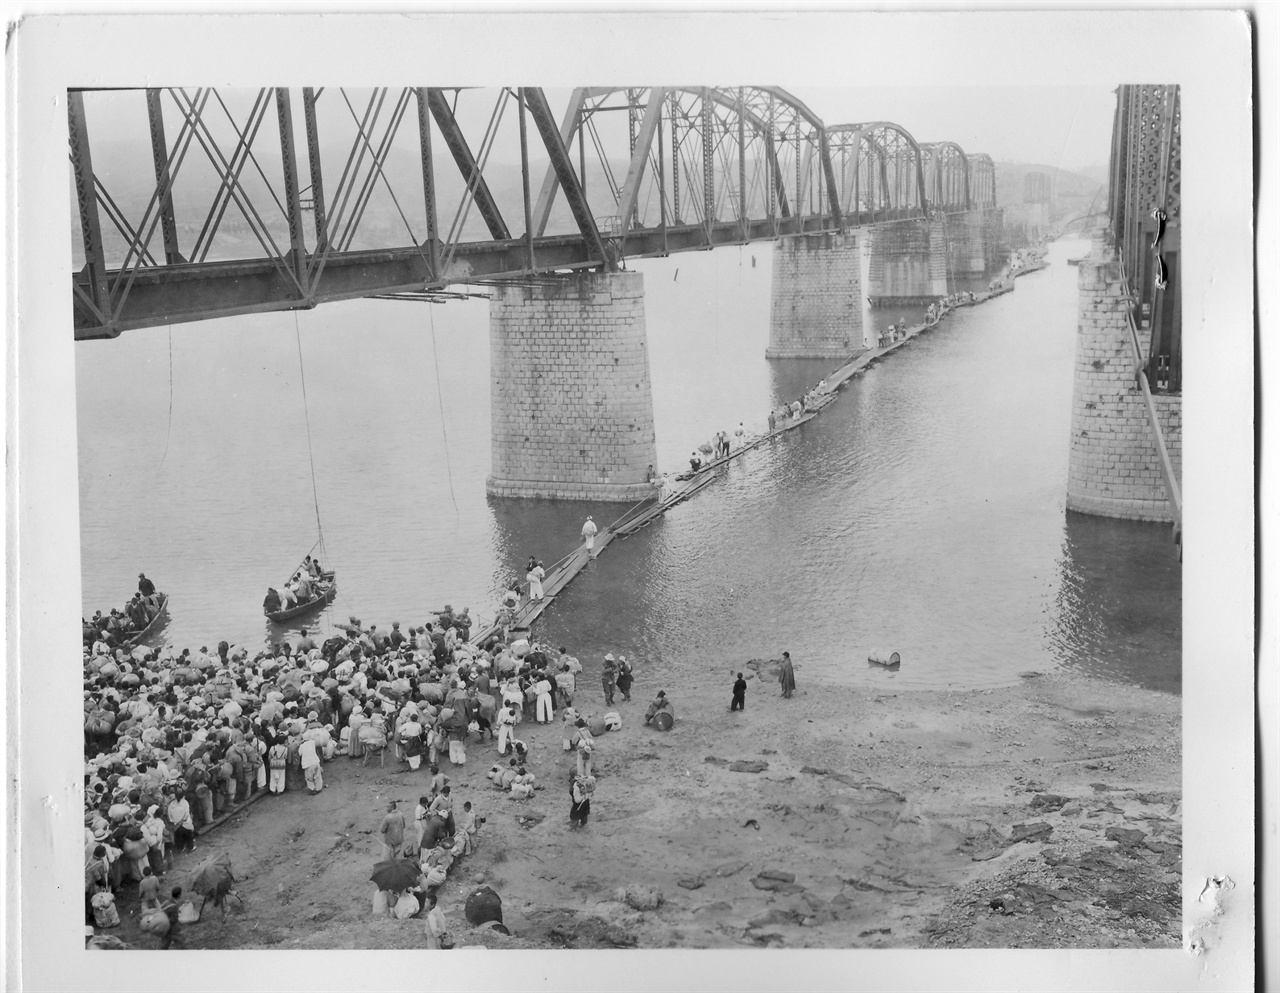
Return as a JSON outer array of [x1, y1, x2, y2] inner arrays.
[[994, 161, 1104, 208]]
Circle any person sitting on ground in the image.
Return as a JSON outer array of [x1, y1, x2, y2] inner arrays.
[[508, 766, 535, 800], [495, 759, 519, 791]]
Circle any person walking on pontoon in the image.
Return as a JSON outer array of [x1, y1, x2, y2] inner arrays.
[[581, 517, 597, 552], [526, 558, 545, 602]]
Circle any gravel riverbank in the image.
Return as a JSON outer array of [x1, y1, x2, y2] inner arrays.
[[110, 661, 1180, 951]]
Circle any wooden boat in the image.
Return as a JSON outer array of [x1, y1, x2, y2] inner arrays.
[[867, 651, 901, 670], [265, 571, 336, 622], [1067, 257, 1085, 266], [122, 594, 169, 649]]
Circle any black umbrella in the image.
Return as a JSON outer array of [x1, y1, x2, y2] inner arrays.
[[370, 859, 423, 893], [464, 884, 504, 926]]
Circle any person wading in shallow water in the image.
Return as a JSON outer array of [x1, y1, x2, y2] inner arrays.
[[778, 652, 797, 699]]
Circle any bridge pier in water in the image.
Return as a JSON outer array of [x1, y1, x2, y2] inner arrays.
[[1066, 243, 1181, 523], [947, 210, 989, 275], [866, 218, 948, 305], [766, 232, 864, 359], [487, 270, 658, 502]]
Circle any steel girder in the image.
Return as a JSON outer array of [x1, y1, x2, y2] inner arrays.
[[69, 86, 989, 340], [920, 141, 971, 212], [535, 86, 841, 246], [825, 122, 929, 220], [426, 89, 511, 242], [1107, 84, 1180, 392], [521, 86, 613, 270], [71, 215, 864, 336], [967, 153, 996, 210]]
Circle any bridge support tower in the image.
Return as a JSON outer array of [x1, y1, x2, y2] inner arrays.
[[1066, 242, 1181, 522], [866, 218, 948, 305], [487, 270, 658, 502], [947, 210, 988, 275], [766, 231, 863, 359], [982, 207, 1008, 270]]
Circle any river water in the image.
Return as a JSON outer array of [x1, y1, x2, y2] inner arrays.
[[76, 235, 1181, 694]]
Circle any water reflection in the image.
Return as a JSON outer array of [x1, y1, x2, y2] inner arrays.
[[77, 237, 1180, 694], [1051, 511, 1182, 693]]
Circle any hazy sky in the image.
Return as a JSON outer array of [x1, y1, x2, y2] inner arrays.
[[795, 86, 1115, 173]]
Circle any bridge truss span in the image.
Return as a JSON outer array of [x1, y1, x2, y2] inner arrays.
[[824, 122, 929, 225], [919, 140, 972, 213], [67, 85, 1000, 340], [967, 153, 997, 210]]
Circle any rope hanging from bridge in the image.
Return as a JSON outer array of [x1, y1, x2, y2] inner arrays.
[[428, 304, 460, 522], [160, 326, 174, 464], [292, 312, 327, 564]]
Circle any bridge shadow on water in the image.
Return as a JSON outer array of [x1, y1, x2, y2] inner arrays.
[[1050, 510, 1182, 694]]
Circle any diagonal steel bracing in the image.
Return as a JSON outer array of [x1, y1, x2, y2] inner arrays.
[[69, 85, 996, 340], [426, 88, 510, 241]]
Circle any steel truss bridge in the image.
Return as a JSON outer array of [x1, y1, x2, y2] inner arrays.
[[69, 86, 998, 340], [1106, 84, 1181, 394]]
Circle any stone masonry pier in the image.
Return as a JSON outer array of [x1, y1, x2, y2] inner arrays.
[[487, 271, 658, 501], [947, 210, 988, 275], [767, 231, 863, 359], [1066, 244, 1181, 522], [866, 218, 948, 305]]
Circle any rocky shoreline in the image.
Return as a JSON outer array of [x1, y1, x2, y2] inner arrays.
[[109, 660, 1180, 951]]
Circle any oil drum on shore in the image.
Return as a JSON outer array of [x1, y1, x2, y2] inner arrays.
[[867, 652, 901, 670]]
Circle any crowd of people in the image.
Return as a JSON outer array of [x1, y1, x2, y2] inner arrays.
[[82, 597, 628, 947]]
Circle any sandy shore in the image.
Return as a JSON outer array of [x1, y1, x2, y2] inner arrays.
[[109, 660, 1180, 950]]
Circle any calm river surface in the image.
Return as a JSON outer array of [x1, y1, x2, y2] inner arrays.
[[77, 235, 1182, 693]]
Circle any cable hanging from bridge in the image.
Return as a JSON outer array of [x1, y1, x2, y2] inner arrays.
[[293, 312, 327, 563], [428, 304, 460, 522], [160, 326, 174, 464]]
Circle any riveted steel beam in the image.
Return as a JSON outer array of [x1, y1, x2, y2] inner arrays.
[[414, 88, 440, 278], [302, 87, 329, 254], [275, 88, 309, 297], [145, 89, 184, 265], [617, 88, 665, 236], [522, 86, 612, 271], [68, 90, 112, 330], [531, 87, 586, 237], [426, 88, 510, 241]]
